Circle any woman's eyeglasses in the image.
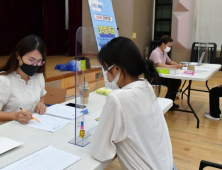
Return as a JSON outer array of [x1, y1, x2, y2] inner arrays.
[[27, 59, 45, 66]]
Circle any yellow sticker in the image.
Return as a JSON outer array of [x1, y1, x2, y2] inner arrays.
[[132, 33, 136, 39], [79, 129, 85, 138]]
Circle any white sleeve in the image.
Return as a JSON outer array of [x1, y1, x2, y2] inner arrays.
[[90, 94, 127, 162], [39, 74, 47, 97], [0, 76, 10, 110]]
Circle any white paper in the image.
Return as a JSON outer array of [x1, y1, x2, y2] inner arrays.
[[182, 67, 211, 72], [169, 69, 180, 75], [195, 66, 211, 72], [0, 137, 22, 155], [45, 104, 84, 120], [25, 114, 71, 133], [1, 146, 81, 170]]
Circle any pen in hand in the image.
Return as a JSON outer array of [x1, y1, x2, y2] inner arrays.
[[20, 108, 41, 123]]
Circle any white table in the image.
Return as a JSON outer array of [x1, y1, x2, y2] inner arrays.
[[159, 64, 221, 81], [159, 64, 221, 128], [0, 92, 172, 170]]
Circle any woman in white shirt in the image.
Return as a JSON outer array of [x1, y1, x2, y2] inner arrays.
[[91, 37, 176, 170], [0, 35, 47, 124]]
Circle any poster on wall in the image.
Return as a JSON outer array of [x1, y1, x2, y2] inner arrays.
[[88, 0, 119, 51]]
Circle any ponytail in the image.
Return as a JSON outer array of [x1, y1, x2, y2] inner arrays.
[[143, 59, 161, 96]]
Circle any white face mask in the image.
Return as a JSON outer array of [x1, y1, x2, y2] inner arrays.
[[103, 65, 120, 90], [164, 46, 171, 53]]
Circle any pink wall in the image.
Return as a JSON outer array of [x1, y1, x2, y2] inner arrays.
[[171, 0, 195, 49]]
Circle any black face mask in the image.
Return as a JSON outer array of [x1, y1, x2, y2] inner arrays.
[[20, 61, 40, 76]]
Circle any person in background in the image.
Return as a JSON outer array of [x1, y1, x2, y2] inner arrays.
[[91, 37, 177, 170], [149, 35, 185, 110], [0, 35, 47, 124], [205, 83, 222, 120]]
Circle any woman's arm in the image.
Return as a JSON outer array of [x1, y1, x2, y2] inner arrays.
[[35, 96, 47, 115], [36, 73, 47, 115], [40, 96, 45, 103], [0, 110, 32, 124], [0, 111, 16, 121], [90, 95, 126, 162]]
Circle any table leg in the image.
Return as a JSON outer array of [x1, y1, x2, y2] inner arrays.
[[179, 80, 187, 93], [182, 80, 210, 97], [182, 84, 189, 99], [206, 80, 210, 91], [174, 80, 200, 128], [187, 80, 200, 128]]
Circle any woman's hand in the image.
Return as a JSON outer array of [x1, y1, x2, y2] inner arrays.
[[35, 102, 46, 115], [14, 111, 32, 124], [218, 83, 222, 88]]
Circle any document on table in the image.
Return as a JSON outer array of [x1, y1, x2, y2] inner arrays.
[[0, 145, 81, 170], [25, 114, 71, 132], [182, 67, 211, 72], [45, 104, 84, 120], [0, 136, 22, 155]]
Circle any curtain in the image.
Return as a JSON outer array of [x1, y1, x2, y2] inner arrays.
[[26, 0, 44, 40], [68, 0, 82, 56], [0, 0, 44, 56], [44, 0, 65, 55], [14, 0, 44, 44], [0, 0, 15, 55], [194, 0, 222, 49]]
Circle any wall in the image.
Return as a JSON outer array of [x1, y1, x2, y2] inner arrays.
[[112, 0, 134, 39], [170, 0, 195, 62], [82, 0, 98, 59], [171, 49, 191, 63], [171, 0, 222, 62], [82, 0, 92, 27], [133, 0, 154, 57], [171, 0, 195, 50], [82, 0, 154, 57]]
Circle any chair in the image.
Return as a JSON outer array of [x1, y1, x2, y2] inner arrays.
[[148, 40, 160, 58], [199, 160, 222, 170], [190, 42, 217, 63], [180, 42, 217, 99]]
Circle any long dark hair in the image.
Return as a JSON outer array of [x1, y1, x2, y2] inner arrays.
[[98, 37, 161, 95], [0, 35, 46, 76]]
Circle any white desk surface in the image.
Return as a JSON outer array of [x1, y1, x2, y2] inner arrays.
[[0, 92, 172, 170], [159, 64, 221, 81]]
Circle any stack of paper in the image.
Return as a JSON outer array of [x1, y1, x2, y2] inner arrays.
[[182, 67, 211, 72], [45, 104, 84, 120], [23, 104, 86, 133], [26, 114, 71, 133], [1, 146, 81, 170], [0, 136, 22, 155]]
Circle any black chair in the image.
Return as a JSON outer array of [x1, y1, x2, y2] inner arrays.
[[190, 42, 217, 63], [180, 42, 217, 99], [147, 40, 172, 59], [199, 160, 222, 170], [148, 40, 160, 58]]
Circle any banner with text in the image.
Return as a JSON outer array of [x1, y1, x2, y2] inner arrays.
[[88, 0, 119, 51]]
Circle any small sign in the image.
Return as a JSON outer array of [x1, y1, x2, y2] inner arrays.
[[132, 33, 136, 39]]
